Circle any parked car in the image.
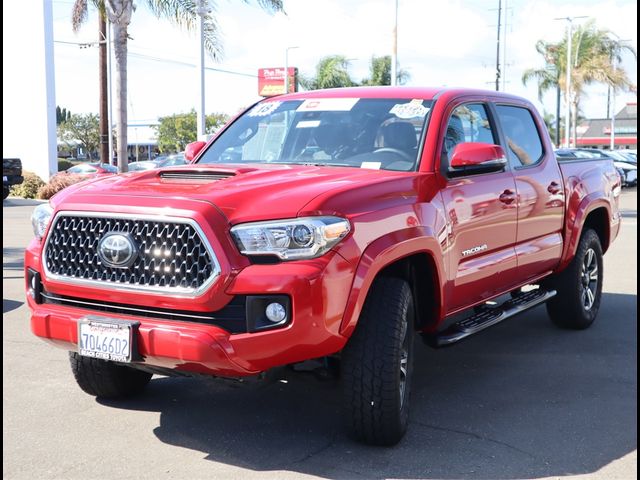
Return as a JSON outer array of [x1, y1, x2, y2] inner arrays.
[[3, 158, 23, 199], [555, 148, 637, 187], [59, 162, 117, 179], [158, 152, 186, 167], [127, 161, 160, 172], [27, 87, 621, 446]]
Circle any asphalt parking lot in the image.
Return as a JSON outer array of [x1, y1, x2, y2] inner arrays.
[[3, 189, 637, 480]]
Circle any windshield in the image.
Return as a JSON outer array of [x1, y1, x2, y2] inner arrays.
[[197, 98, 433, 172]]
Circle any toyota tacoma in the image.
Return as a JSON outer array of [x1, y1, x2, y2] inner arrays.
[[26, 87, 621, 445]]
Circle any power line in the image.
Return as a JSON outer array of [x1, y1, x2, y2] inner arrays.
[[54, 40, 257, 78]]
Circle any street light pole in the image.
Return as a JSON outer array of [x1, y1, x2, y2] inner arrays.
[[284, 46, 299, 94], [555, 16, 587, 148], [195, 0, 208, 140]]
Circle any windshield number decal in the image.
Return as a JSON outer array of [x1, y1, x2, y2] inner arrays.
[[389, 101, 429, 119], [248, 102, 281, 117]]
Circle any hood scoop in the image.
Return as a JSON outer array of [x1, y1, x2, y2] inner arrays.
[[159, 170, 236, 182]]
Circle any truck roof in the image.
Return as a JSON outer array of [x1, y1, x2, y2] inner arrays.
[[276, 86, 529, 103]]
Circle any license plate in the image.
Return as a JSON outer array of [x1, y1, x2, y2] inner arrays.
[[2, 176, 7, 182], [78, 316, 138, 363]]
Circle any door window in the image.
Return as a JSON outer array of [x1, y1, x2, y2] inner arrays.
[[443, 104, 497, 162], [495, 105, 544, 167]]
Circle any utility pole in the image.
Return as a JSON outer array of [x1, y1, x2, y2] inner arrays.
[[555, 16, 587, 148], [610, 58, 617, 150], [609, 35, 630, 150], [391, 0, 398, 86], [195, 0, 207, 140], [495, 0, 502, 91], [501, 0, 508, 91], [99, 16, 109, 163], [106, 19, 114, 166], [284, 46, 299, 94]]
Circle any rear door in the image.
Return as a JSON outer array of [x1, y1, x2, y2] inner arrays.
[[438, 100, 519, 314], [492, 103, 565, 281]]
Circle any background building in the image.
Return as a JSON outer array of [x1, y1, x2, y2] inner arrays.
[[577, 102, 637, 149]]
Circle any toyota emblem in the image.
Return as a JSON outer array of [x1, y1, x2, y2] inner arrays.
[[98, 232, 137, 268]]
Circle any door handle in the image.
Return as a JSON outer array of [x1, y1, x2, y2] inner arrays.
[[499, 189, 516, 205], [548, 181, 562, 194]]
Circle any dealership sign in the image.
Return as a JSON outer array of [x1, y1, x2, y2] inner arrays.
[[258, 67, 298, 97]]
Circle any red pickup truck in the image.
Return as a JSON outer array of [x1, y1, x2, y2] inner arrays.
[[26, 87, 621, 445]]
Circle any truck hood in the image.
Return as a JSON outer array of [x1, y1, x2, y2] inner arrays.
[[53, 164, 412, 224]]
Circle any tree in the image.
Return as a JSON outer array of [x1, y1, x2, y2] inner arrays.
[[300, 55, 356, 90], [71, 0, 284, 172], [58, 113, 101, 160], [155, 110, 229, 152], [56, 106, 72, 125], [523, 20, 636, 147], [361, 55, 410, 86]]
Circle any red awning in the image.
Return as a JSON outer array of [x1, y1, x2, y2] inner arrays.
[[576, 137, 637, 145]]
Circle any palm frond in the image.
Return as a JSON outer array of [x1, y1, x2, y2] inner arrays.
[[72, 0, 89, 32]]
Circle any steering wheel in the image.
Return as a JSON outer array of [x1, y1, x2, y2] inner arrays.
[[372, 148, 414, 163]]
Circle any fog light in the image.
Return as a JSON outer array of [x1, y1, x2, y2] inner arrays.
[[26, 268, 43, 304], [265, 302, 287, 323]]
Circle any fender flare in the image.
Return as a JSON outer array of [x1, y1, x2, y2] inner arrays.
[[339, 227, 445, 337], [558, 193, 611, 272]]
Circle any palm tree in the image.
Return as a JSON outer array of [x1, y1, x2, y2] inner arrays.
[[300, 55, 356, 90], [361, 55, 410, 86], [523, 20, 636, 147], [71, 0, 283, 172]]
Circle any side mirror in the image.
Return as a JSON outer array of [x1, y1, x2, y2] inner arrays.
[[449, 143, 507, 176], [184, 141, 207, 162]]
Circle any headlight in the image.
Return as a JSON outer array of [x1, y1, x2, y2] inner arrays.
[[230, 216, 351, 260], [31, 203, 54, 240]]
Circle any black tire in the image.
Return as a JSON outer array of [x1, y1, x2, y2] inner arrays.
[[341, 276, 415, 446], [69, 352, 152, 398], [3, 186, 9, 200], [545, 229, 603, 329]]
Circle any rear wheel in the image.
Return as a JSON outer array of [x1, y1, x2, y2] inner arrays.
[[546, 229, 603, 329], [341, 276, 415, 446], [69, 352, 152, 398]]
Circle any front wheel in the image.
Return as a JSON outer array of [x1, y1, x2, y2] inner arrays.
[[69, 352, 152, 398], [341, 276, 415, 446], [546, 229, 603, 329]]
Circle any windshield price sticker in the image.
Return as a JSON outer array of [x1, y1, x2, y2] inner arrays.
[[389, 102, 429, 119], [296, 120, 321, 129], [78, 319, 134, 363], [297, 98, 359, 112], [248, 101, 282, 117]]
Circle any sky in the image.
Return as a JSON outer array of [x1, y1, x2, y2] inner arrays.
[[50, 0, 637, 125]]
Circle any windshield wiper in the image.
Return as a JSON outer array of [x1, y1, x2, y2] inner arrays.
[[274, 161, 358, 168]]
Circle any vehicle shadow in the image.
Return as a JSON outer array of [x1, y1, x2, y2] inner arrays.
[[2, 198, 45, 207], [3, 298, 23, 314], [99, 292, 636, 479], [2, 247, 25, 271]]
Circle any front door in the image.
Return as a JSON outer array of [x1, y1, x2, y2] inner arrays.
[[439, 102, 519, 314]]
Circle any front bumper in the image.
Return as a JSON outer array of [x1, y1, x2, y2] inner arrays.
[[26, 240, 356, 377]]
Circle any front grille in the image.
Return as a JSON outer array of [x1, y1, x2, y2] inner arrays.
[[44, 213, 219, 295]]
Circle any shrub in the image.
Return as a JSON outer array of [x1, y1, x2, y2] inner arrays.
[[10, 171, 45, 199], [57, 159, 74, 172], [37, 174, 86, 200]]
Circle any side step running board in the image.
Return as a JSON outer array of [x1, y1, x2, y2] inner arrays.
[[423, 288, 557, 348]]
